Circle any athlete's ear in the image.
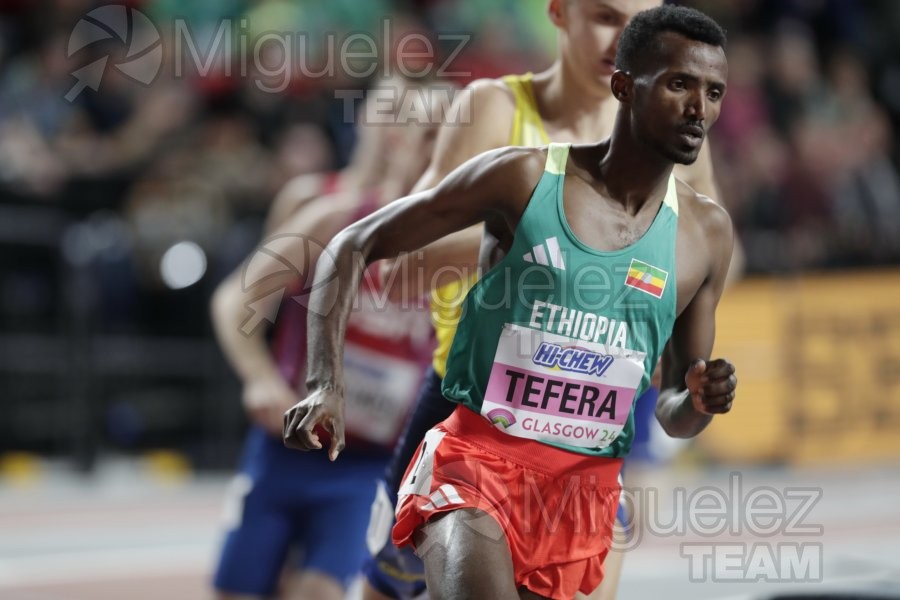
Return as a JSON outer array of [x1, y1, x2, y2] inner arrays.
[[548, 0, 566, 28], [611, 71, 633, 103]]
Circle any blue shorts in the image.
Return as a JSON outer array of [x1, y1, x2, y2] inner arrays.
[[362, 369, 646, 599], [361, 481, 427, 599], [214, 426, 389, 596]]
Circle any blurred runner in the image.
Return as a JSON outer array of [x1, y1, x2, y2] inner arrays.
[[210, 77, 444, 600]]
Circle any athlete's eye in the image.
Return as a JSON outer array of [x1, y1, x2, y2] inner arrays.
[[669, 79, 686, 90], [592, 10, 618, 25], [707, 90, 723, 102]]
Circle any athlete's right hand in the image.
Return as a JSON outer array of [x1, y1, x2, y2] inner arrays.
[[242, 376, 296, 437], [282, 387, 346, 461]]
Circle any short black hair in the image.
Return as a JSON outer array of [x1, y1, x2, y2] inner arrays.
[[615, 5, 727, 73]]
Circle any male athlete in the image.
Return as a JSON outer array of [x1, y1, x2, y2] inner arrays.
[[285, 6, 737, 599], [210, 79, 442, 600], [358, 1, 731, 598]]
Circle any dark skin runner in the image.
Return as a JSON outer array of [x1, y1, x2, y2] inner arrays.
[[285, 31, 737, 599]]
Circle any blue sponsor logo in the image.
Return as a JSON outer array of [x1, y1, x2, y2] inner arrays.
[[531, 342, 614, 377]]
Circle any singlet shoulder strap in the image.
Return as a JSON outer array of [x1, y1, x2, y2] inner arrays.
[[662, 174, 679, 216], [544, 143, 570, 175], [502, 73, 550, 146]]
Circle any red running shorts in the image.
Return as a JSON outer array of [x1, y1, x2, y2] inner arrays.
[[393, 405, 623, 599]]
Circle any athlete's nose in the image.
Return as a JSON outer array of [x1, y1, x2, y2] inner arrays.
[[684, 90, 706, 122]]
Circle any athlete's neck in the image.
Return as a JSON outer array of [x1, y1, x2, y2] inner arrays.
[[597, 115, 674, 214], [531, 62, 617, 143]]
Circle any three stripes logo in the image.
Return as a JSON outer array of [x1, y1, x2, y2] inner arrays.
[[420, 484, 464, 511], [523, 237, 566, 271]]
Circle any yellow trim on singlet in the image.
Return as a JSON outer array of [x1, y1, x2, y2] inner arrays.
[[503, 72, 551, 148], [663, 174, 679, 215], [430, 73, 549, 377], [545, 143, 569, 175]]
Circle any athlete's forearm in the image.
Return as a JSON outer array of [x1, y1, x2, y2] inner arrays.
[[210, 274, 282, 384], [304, 225, 372, 393], [655, 387, 712, 438]]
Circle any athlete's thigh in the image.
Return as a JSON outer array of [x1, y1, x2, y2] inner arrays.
[[213, 474, 295, 597], [413, 508, 521, 600], [299, 461, 384, 589]]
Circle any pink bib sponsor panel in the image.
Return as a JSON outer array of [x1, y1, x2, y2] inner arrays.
[[481, 323, 645, 448]]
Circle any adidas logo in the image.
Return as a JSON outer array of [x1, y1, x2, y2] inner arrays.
[[523, 237, 566, 271], [420, 484, 464, 511]]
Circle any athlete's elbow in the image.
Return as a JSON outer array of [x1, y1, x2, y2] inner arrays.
[[210, 276, 238, 326], [320, 224, 378, 281]]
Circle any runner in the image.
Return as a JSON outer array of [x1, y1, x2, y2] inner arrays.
[[211, 79, 442, 600], [285, 6, 737, 598], [359, 1, 730, 598]]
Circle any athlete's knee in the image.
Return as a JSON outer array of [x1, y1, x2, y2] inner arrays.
[[361, 580, 397, 600], [286, 570, 343, 600], [215, 593, 263, 600], [414, 509, 518, 600]]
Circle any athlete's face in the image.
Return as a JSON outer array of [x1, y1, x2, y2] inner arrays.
[[552, 0, 661, 97], [624, 32, 727, 165]]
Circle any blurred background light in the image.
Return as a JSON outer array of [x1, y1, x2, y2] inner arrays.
[[159, 241, 207, 290]]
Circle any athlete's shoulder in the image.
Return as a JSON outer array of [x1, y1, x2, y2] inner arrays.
[[455, 78, 517, 130], [473, 144, 547, 179], [674, 178, 733, 243], [464, 77, 517, 107], [421, 78, 519, 183], [442, 145, 546, 212]]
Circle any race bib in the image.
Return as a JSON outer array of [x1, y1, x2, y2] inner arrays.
[[342, 343, 422, 445], [481, 323, 645, 448]]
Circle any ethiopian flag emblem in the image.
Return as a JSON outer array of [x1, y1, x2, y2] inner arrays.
[[625, 258, 668, 299]]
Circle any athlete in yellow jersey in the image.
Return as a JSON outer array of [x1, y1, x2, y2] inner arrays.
[[428, 73, 550, 379], [360, 2, 737, 599]]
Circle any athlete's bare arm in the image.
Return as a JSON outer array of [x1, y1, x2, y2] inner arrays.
[[413, 79, 515, 193], [655, 189, 737, 438], [211, 192, 363, 435], [283, 147, 545, 458], [262, 173, 329, 236]]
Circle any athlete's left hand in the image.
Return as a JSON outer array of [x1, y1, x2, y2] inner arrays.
[[283, 386, 346, 461], [685, 358, 737, 415]]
